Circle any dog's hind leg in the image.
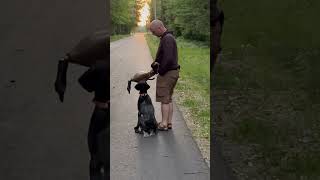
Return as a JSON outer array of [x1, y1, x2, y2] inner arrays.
[[134, 126, 140, 134], [134, 121, 140, 133], [135, 113, 143, 134], [150, 129, 156, 136], [151, 116, 158, 135], [152, 126, 158, 135], [134, 113, 140, 129]]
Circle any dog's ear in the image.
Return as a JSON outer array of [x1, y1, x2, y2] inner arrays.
[[143, 83, 150, 91], [127, 80, 131, 94], [135, 83, 150, 91]]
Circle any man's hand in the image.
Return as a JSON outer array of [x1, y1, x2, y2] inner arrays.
[[151, 62, 160, 74]]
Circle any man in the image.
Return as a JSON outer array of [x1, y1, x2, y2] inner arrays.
[[54, 31, 109, 180], [149, 20, 180, 131]]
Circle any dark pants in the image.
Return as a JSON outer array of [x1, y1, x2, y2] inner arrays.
[[79, 61, 109, 179], [88, 106, 109, 179]]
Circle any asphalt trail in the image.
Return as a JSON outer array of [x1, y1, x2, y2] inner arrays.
[[110, 33, 209, 180]]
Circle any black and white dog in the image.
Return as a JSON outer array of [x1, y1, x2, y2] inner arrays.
[[133, 81, 157, 137], [127, 62, 159, 137], [127, 80, 157, 137]]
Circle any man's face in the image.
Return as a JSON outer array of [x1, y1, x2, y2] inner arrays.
[[150, 26, 162, 37]]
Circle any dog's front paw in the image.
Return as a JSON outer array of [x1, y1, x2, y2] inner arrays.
[[143, 132, 151, 138], [150, 131, 156, 136]]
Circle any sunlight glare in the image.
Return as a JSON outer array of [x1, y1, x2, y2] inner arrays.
[[138, 3, 150, 27]]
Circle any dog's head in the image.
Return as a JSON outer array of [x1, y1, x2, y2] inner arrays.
[[134, 81, 150, 94], [127, 68, 157, 94]]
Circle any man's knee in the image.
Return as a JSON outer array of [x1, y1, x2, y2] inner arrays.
[[157, 96, 172, 104], [161, 101, 170, 105]]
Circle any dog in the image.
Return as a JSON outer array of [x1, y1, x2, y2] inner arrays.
[[133, 81, 158, 137], [126, 62, 159, 137]]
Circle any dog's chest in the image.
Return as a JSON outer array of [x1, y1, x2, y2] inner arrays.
[[138, 95, 154, 114]]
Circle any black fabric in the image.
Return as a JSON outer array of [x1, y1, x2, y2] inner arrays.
[[54, 31, 110, 180], [78, 66, 96, 93], [155, 31, 180, 75], [88, 106, 109, 179], [78, 60, 110, 103]]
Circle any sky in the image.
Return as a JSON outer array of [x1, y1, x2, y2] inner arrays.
[[138, 2, 150, 26]]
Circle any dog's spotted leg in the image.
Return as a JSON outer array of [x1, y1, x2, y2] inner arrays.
[[135, 113, 142, 133], [134, 127, 140, 133], [150, 131, 155, 136], [143, 131, 151, 138]]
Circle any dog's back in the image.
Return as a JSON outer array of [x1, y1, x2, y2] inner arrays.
[[138, 94, 157, 130]]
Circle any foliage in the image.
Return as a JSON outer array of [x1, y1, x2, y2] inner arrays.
[[213, 0, 320, 179], [111, 0, 145, 34], [148, 0, 210, 43]]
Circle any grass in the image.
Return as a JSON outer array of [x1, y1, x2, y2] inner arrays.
[[111, 34, 131, 42], [214, 51, 320, 179], [213, 0, 320, 179], [145, 33, 210, 140]]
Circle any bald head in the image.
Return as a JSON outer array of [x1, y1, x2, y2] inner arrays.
[[149, 20, 167, 37], [150, 20, 164, 29]]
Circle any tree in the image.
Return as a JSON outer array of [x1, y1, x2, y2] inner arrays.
[[149, 0, 210, 43], [111, 0, 137, 34]]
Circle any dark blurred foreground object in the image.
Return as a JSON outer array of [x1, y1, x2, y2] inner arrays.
[[55, 60, 68, 102], [88, 106, 109, 180], [54, 30, 110, 180], [211, 6, 224, 71], [78, 60, 109, 103], [54, 31, 109, 102], [82, 60, 109, 180], [67, 31, 108, 67], [97, 122, 109, 178]]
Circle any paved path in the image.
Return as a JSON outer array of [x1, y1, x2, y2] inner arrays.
[[0, 1, 107, 179], [110, 33, 210, 180]]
